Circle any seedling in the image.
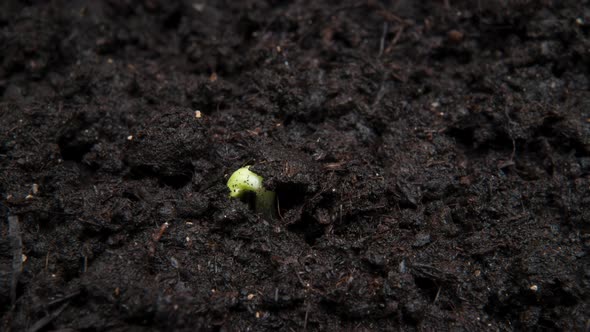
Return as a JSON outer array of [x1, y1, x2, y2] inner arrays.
[[227, 166, 276, 218]]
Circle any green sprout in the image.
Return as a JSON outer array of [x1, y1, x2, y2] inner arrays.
[[227, 166, 276, 218]]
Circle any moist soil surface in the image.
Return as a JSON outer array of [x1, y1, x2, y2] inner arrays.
[[1, 1, 589, 331]]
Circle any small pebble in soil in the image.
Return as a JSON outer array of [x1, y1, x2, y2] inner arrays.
[[447, 29, 464, 43], [412, 233, 431, 248]]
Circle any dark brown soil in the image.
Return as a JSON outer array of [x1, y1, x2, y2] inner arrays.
[[1, 0, 589, 330]]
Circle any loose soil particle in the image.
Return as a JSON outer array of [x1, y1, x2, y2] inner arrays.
[[1, 0, 589, 331]]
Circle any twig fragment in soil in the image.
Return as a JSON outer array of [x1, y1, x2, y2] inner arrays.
[[276, 196, 284, 221], [152, 221, 169, 242], [411, 263, 457, 283], [33, 291, 80, 310], [27, 302, 69, 332], [367, 0, 405, 24], [149, 222, 170, 254], [82, 255, 88, 273], [504, 108, 517, 162], [378, 22, 388, 58], [8, 214, 23, 307], [303, 301, 311, 330], [44, 251, 50, 271], [434, 286, 442, 303], [384, 25, 405, 54]]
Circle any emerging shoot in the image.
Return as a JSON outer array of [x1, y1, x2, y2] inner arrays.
[[227, 166, 276, 218]]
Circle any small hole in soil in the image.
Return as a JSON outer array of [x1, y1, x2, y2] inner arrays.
[[163, 9, 182, 30], [236, 191, 256, 211], [160, 173, 192, 189], [58, 139, 94, 162], [414, 276, 439, 301], [447, 123, 514, 153], [446, 127, 475, 147], [287, 213, 325, 245], [127, 165, 193, 189], [275, 182, 307, 210]]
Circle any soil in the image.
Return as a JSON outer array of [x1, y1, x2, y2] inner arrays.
[[1, 0, 589, 331]]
